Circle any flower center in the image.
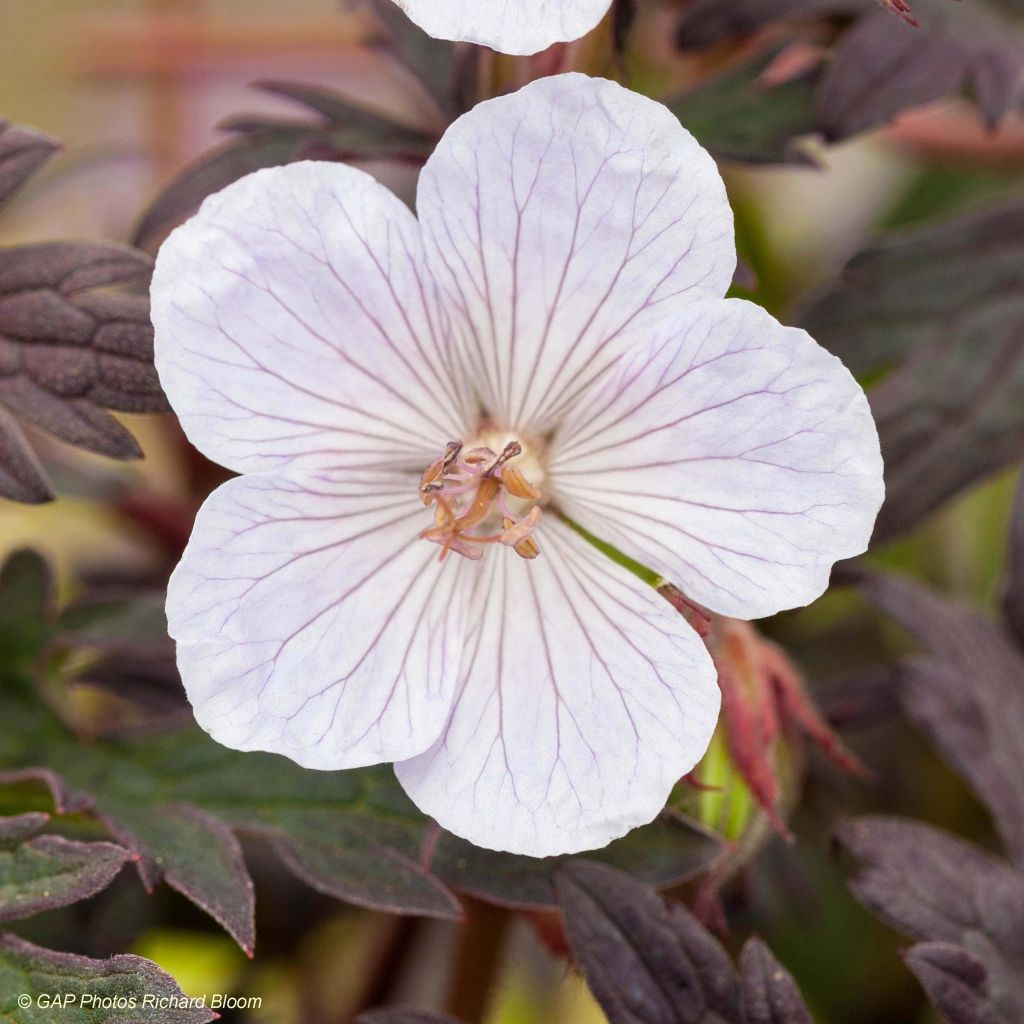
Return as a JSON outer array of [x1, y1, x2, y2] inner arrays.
[[418, 438, 544, 562]]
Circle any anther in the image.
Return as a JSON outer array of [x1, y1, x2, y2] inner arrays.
[[418, 439, 543, 563], [501, 463, 542, 500]]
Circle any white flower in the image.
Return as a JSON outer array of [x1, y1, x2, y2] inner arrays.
[[152, 74, 883, 857], [391, 0, 611, 54]]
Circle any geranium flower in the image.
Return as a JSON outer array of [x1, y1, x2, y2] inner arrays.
[[152, 74, 883, 857], [391, 0, 612, 54]]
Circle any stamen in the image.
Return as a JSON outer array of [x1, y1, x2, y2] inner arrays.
[[501, 463, 542, 500], [417, 439, 543, 563]]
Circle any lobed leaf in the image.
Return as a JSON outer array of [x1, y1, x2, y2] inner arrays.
[[739, 939, 813, 1024], [902, 942, 993, 1024], [675, 0, 1024, 138], [0, 231, 167, 500], [852, 567, 1024, 867], [802, 197, 1024, 541], [557, 862, 815, 1024], [0, 812, 129, 923], [0, 933, 215, 1023], [0, 406, 52, 503], [837, 816, 1024, 1023]]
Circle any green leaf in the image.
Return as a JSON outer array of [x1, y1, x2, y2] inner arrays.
[[667, 49, 820, 165], [0, 812, 129, 923], [802, 196, 1024, 541], [0, 933, 215, 1023]]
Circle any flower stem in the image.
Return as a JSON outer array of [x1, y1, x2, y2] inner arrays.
[[444, 898, 512, 1021]]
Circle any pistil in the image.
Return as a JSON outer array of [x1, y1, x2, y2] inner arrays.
[[418, 440, 543, 562]]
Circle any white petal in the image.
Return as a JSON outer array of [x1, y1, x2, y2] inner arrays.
[[395, 518, 719, 856], [549, 299, 885, 619], [167, 470, 467, 769], [418, 74, 735, 434], [153, 161, 471, 476], [392, 0, 610, 54]]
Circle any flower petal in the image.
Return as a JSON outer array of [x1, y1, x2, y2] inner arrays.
[[548, 299, 885, 619], [153, 161, 471, 476], [391, 0, 610, 54], [418, 74, 735, 434], [167, 470, 467, 769], [394, 518, 719, 856]]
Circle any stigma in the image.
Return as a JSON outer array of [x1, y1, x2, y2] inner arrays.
[[418, 440, 543, 562]]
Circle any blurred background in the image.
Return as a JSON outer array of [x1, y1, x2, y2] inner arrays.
[[1, 2, 1022, 1022]]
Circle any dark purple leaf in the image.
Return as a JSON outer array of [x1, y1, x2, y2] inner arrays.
[[802, 197, 1024, 541], [853, 567, 1024, 866], [0, 121, 59, 208], [558, 861, 743, 1024], [814, 10, 963, 141], [0, 933, 216, 1023], [0, 406, 52, 502], [739, 938, 814, 1024], [0, 237, 165, 496], [837, 816, 1024, 1022], [676, 0, 1024, 136], [902, 943, 992, 1024], [0, 813, 129, 923]]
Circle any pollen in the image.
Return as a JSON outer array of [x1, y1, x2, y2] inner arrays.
[[418, 440, 543, 562]]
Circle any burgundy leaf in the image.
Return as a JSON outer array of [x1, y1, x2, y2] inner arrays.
[[557, 861, 744, 1024], [837, 816, 1024, 1022], [814, 11, 963, 141], [675, 0, 1024, 137], [0, 405, 52, 503], [802, 197, 1024, 541], [0, 237, 165, 496], [902, 943, 992, 1024], [0, 121, 59, 208], [853, 567, 1024, 866], [739, 938, 814, 1024]]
